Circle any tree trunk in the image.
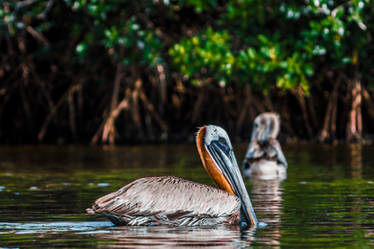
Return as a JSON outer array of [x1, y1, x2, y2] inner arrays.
[[346, 52, 362, 143], [293, 87, 313, 139], [318, 73, 341, 142], [101, 62, 124, 144], [346, 79, 362, 142]]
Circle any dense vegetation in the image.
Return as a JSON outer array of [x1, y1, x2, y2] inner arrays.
[[1, 0, 373, 144]]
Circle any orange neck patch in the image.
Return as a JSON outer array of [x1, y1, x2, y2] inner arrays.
[[196, 127, 235, 195]]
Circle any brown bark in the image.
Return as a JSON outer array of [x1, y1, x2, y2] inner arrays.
[[101, 96, 130, 144], [26, 26, 49, 46], [363, 89, 374, 121], [38, 84, 81, 142], [293, 87, 313, 139], [318, 74, 341, 142], [67, 90, 77, 140], [346, 79, 362, 142], [99, 62, 124, 144], [346, 51, 363, 143], [110, 63, 123, 112], [144, 113, 155, 140], [156, 64, 167, 113], [91, 87, 132, 145], [306, 94, 318, 131], [139, 88, 168, 135], [130, 78, 143, 132]]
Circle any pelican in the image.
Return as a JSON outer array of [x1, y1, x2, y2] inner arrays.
[[86, 125, 258, 229], [242, 113, 288, 180]]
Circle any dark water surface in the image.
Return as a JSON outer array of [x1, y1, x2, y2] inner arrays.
[[1, 144, 374, 248]]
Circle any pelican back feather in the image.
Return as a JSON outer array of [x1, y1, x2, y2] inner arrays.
[[86, 176, 241, 226]]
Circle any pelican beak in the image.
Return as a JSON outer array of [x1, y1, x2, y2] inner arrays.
[[251, 124, 269, 144], [205, 140, 258, 229]]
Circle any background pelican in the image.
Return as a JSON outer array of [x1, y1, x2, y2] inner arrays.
[[87, 125, 258, 229], [242, 113, 288, 180]]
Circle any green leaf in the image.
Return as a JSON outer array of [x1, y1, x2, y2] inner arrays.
[[75, 43, 87, 54]]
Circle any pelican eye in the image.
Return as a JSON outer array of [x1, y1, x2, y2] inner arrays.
[[215, 136, 230, 155], [218, 137, 227, 145]]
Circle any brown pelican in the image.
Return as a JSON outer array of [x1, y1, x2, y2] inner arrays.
[[86, 125, 258, 229], [242, 113, 288, 180]]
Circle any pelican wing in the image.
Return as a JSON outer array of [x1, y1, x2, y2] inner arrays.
[[268, 139, 288, 167], [244, 141, 265, 160], [87, 176, 241, 226]]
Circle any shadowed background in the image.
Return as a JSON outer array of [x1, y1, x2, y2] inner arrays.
[[0, 0, 373, 144]]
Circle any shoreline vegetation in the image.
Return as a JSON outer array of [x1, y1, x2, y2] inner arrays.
[[1, 1, 373, 145]]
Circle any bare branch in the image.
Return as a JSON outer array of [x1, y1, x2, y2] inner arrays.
[[37, 0, 55, 19], [38, 84, 81, 142], [16, 0, 38, 8], [26, 26, 49, 46]]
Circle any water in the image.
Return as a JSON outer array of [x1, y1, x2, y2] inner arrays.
[[0, 144, 374, 248]]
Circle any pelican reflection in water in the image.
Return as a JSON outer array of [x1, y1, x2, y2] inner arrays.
[[242, 113, 288, 180], [87, 125, 258, 229]]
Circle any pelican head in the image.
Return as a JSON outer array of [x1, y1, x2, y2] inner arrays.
[[196, 125, 258, 229], [251, 113, 280, 143], [242, 113, 288, 179]]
